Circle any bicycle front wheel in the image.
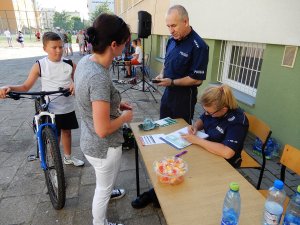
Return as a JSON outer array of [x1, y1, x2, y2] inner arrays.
[[42, 127, 66, 210]]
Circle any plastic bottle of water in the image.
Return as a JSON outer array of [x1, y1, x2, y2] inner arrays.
[[262, 179, 286, 225], [283, 185, 300, 225], [221, 182, 241, 225]]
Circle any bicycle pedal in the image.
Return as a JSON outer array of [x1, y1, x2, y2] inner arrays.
[[27, 154, 37, 162]]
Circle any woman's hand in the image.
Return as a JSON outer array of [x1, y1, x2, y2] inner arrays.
[[121, 110, 133, 123], [181, 133, 201, 145], [0, 86, 11, 99], [188, 125, 197, 135], [69, 83, 75, 95], [120, 102, 132, 111]]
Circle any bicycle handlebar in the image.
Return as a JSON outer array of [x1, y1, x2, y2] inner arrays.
[[7, 88, 70, 100]]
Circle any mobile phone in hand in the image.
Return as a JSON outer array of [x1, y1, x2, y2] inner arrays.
[[152, 79, 162, 83]]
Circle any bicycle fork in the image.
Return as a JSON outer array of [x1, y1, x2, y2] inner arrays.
[[34, 112, 58, 170]]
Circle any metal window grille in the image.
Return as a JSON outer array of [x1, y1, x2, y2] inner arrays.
[[217, 41, 265, 97]]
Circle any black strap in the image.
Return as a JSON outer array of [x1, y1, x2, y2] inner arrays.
[[63, 59, 73, 68], [36, 60, 41, 77]]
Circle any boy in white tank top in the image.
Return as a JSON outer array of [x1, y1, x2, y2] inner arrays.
[[0, 32, 84, 167]]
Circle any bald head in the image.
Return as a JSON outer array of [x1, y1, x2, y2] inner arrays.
[[166, 5, 191, 40], [167, 5, 189, 21]]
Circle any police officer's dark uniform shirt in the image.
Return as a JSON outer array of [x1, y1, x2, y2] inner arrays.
[[200, 108, 249, 168], [160, 28, 209, 124]]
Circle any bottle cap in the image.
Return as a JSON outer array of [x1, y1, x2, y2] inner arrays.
[[274, 179, 284, 190], [297, 185, 300, 193], [229, 182, 239, 192]]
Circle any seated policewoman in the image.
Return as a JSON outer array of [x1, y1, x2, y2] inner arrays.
[[181, 84, 249, 168]]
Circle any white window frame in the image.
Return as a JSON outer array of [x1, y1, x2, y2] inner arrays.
[[218, 41, 265, 97], [159, 36, 169, 59]]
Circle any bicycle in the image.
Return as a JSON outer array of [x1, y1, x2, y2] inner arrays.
[[7, 88, 70, 210]]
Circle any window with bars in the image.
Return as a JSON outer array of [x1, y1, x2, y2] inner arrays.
[[217, 41, 265, 97]]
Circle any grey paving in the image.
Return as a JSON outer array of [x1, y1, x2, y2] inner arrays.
[[0, 45, 299, 225]]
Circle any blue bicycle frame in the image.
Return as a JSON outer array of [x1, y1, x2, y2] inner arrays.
[[34, 111, 58, 170]]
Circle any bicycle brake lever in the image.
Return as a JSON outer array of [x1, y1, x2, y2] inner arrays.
[[63, 90, 70, 97], [58, 87, 70, 97], [7, 92, 20, 100]]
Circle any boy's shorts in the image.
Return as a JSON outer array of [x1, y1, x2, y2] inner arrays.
[[55, 111, 79, 134]]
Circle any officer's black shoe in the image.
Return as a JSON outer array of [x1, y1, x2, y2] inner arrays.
[[148, 188, 160, 208], [131, 191, 152, 209], [152, 195, 161, 208]]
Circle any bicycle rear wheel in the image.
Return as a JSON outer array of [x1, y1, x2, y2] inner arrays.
[[42, 127, 65, 210]]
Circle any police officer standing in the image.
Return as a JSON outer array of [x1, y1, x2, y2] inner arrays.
[[155, 4, 209, 124]]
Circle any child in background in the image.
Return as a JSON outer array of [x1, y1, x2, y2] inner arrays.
[[0, 32, 84, 167]]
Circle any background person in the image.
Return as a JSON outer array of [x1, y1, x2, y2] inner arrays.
[[67, 31, 73, 56], [132, 4, 209, 209], [63, 32, 69, 56], [0, 32, 84, 167], [17, 31, 24, 47], [124, 39, 142, 78], [4, 29, 13, 47], [76, 30, 85, 55], [74, 14, 132, 225], [182, 84, 249, 168], [35, 30, 41, 41]]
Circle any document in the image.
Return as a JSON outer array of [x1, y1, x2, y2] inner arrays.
[[139, 134, 166, 146], [160, 126, 209, 150], [154, 117, 177, 127]]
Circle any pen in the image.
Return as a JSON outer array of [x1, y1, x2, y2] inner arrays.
[[175, 150, 188, 158]]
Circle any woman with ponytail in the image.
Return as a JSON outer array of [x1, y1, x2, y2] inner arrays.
[[74, 14, 132, 225], [181, 84, 249, 168]]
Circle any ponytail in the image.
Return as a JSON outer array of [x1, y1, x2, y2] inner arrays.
[[200, 84, 238, 110]]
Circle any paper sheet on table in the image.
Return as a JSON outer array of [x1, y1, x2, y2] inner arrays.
[[139, 134, 166, 146], [160, 126, 209, 150], [154, 117, 177, 127]]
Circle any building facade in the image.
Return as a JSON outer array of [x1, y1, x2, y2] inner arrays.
[[87, 0, 114, 15], [0, 0, 40, 33], [39, 8, 54, 30], [115, 0, 300, 149]]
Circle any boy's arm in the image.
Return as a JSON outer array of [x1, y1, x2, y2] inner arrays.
[[69, 62, 77, 95], [0, 63, 40, 98]]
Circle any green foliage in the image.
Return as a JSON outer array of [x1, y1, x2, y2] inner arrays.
[[71, 16, 84, 31], [53, 11, 72, 31], [53, 12, 87, 31], [89, 1, 112, 23]]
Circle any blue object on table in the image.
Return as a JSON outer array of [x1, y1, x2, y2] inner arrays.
[[221, 182, 240, 225], [138, 118, 158, 131], [262, 180, 286, 225]]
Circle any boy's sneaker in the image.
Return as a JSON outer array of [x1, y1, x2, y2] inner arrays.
[[64, 156, 85, 167], [108, 222, 124, 225], [110, 189, 126, 200]]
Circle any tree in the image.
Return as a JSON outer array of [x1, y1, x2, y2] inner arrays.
[[89, 1, 112, 23], [71, 16, 84, 31], [53, 11, 73, 31]]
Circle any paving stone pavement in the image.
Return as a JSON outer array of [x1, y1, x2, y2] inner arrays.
[[0, 44, 299, 225]]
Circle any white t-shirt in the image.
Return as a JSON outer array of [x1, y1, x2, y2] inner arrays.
[[37, 57, 75, 114], [135, 46, 143, 63], [4, 30, 11, 38]]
